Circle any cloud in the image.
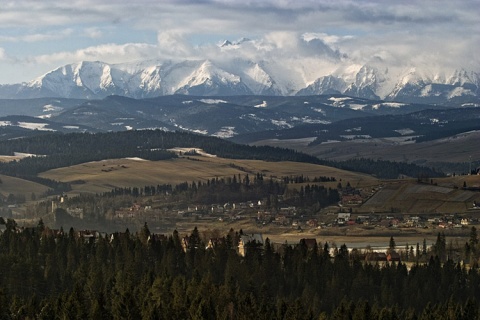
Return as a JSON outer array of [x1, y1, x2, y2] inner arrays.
[[0, 0, 478, 84], [157, 31, 194, 58], [0, 29, 74, 43], [0, 48, 8, 61], [179, 32, 341, 65], [32, 42, 158, 66], [84, 27, 103, 39], [0, 1, 476, 34]]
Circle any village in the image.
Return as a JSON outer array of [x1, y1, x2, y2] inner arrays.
[[0, 217, 419, 264], [101, 197, 480, 232], [56, 179, 480, 233], [28, 182, 477, 265], [2, 172, 479, 268]]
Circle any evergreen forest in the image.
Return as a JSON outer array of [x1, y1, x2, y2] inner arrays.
[[0, 222, 479, 319]]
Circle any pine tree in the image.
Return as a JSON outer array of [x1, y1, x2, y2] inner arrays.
[[139, 222, 151, 245], [389, 236, 396, 254]]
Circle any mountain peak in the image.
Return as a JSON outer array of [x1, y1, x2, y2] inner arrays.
[[1, 58, 478, 105], [220, 40, 233, 47]]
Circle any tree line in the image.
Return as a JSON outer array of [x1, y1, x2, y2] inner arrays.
[[329, 158, 444, 179], [91, 173, 340, 211]]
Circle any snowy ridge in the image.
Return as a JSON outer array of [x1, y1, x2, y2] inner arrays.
[[3, 51, 478, 104]]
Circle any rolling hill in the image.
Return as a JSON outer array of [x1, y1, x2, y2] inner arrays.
[[39, 155, 378, 195]]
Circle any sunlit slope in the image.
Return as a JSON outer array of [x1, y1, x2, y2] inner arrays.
[[362, 175, 480, 214], [39, 156, 379, 194]]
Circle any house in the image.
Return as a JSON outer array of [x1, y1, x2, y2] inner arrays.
[[391, 219, 400, 228], [365, 252, 387, 262], [337, 213, 351, 220], [387, 251, 401, 262], [148, 234, 167, 244], [181, 236, 190, 252], [211, 205, 224, 214], [110, 231, 131, 243], [206, 237, 225, 250], [274, 215, 290, 226], [337, 213, 351, 226], [130, 203, 142, 211], [77, 230, 99, 243], [379, 219, 392, 228], [238, 233, 263, 257], [307, 219, 318, 228]]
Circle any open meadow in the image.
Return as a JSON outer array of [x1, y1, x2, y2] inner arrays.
[[39, 154, 380, 195], [0, 174, 50, 200]]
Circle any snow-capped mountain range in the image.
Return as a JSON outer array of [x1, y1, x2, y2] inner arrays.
[[0, 39, 479, 105]]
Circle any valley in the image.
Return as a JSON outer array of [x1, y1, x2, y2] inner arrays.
[[0, 148, 477, 250], [2, 2, 479, 318], [0, 97, 478, 250]]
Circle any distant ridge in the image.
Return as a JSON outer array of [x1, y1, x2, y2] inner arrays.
[[0, 58, 478, 106]]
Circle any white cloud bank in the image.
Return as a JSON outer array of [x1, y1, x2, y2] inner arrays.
[[0, 0, 478, 84]]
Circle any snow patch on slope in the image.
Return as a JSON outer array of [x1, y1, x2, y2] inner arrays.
[[394, 128, 415, 135], [328, 96, 351, 106], [372, 102, 406, 109], [349, 104, 366, 110], [271, 120, 293, 128], [448, 87, 475, 98], [43, 104, 63, 112], [254, 101, 268, 108], [0, 120, 55, 131], [212, 126, 237, 138], [168, 147, 217, 157], [198, 99, 227, 104], [125, 157, 147, 161]]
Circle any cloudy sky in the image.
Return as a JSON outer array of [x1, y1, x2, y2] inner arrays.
[[0, 0, 478, 84]]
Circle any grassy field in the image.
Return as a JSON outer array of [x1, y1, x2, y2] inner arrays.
[[0, 174, 50, 199], [360, 175, 480, 214], [39, 155, 379, 195], [35, 154, 480, 216]]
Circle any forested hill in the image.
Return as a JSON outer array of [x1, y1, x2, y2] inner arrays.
[[0, 130, 321, 177], [0, 225, 479, 319], [322, 158, 444, 180], [0, 130, 443, 182]]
